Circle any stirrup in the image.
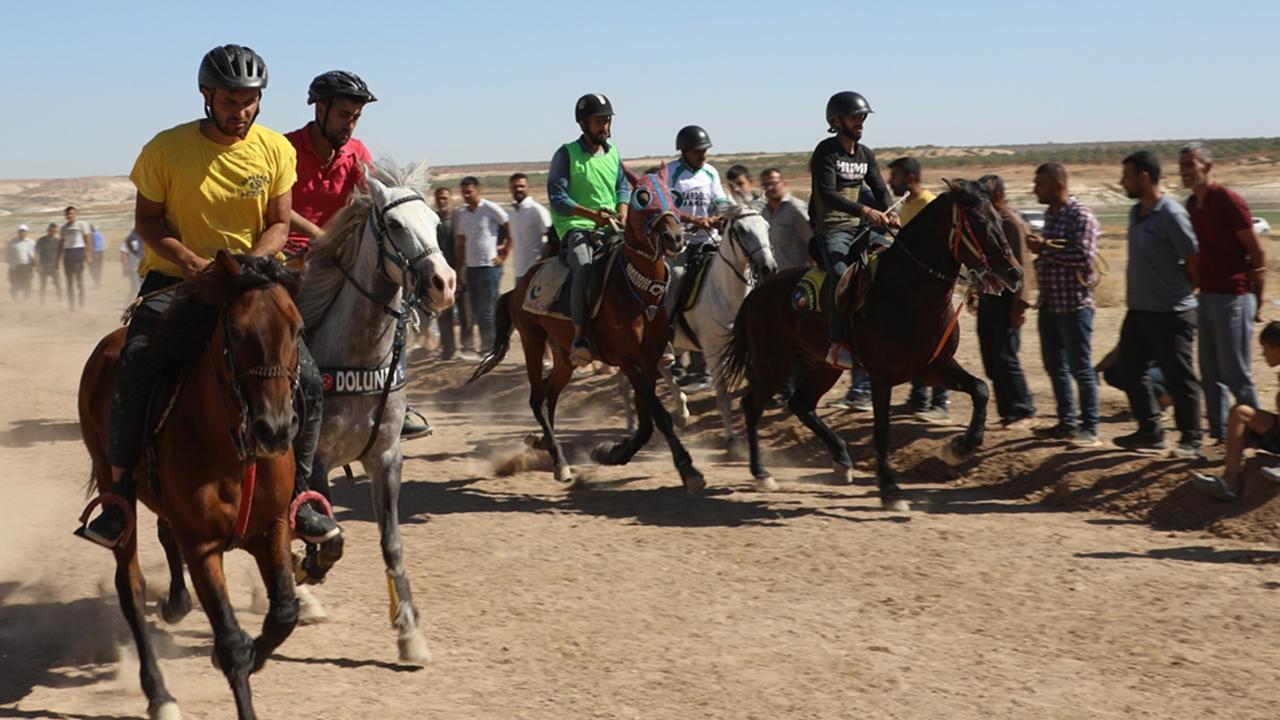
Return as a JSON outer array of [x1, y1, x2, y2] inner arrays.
[[289, 491, 337, 541], [75, 493, 136, 549], [569, 338, 592, 367], [825, 342, 855, 371]]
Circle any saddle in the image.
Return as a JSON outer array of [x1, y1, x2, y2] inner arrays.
[[522, 235, 623, 321], [666, 243, 717, 347], [790, 254, 880, 318]]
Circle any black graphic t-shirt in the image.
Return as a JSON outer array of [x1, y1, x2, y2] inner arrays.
[[808, 137, 890, 232]]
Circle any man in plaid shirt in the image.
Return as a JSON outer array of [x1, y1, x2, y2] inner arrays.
[[1028, 163, 1102, 447]]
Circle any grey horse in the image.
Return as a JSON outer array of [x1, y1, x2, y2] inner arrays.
[[293, 161, 455, 663]]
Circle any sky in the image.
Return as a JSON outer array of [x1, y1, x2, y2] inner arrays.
[[2, 0, 1276, 179]]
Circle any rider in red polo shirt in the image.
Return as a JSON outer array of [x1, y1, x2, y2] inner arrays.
[[285, 71, 433, 439]]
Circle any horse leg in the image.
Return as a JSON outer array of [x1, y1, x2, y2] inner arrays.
[[364, 449, 431, 665], [156, 519, 191, 624], [187, 547, 257, 719], [113, 533, 181, 720], [659, 360, 690, 429], [706, 338, 741, 457], [742, 364, 785, 492], [617, 371, 637, 434], [538, 348, 576, 485], [629, 364, 705, 494], [248, 519, 299, 673], [591, 363, 655, 466], [870, 375, 911, 512], [925, 358, 990, 465], [786, 366, 852, 484]]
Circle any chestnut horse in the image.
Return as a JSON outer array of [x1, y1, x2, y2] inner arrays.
[[470, 169, 704, 492], [78, 252, 304, 720], [722, 180, 1023, 508]]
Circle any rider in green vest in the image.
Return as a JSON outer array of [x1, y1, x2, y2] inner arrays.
[[547, 93, 631, 366]]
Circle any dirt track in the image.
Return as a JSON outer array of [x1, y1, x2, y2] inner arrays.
[[3, 262, 1280, 720]]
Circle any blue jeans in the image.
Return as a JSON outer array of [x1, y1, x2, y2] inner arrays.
[[1038, 306, 1098, 433], [466, 266, 502, 351], [845, 369, 870, 401], [909, 380, 948, 410], [1198, 293, 1259, 439], [978, 294, 1035, 423]]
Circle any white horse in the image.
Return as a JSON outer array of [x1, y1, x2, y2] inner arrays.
[[661, 203, 777, 451], [292, 160, 455, 663]]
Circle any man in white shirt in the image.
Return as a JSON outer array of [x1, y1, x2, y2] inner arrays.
[[7, 224, 36, 301], [507, 172, 551, 281], [454, 176, 511, 351], [59, 206, 91, 310]]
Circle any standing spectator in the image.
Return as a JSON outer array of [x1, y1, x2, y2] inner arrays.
[[35, 222, 61, 305], [1111, 151, 1203, 456], [7, 224, 36, 301], [454, 176, 510, 353], [976, 174, 1036, 428], [120, 228, 144, 296], [89, 224, 106, 288], [1028, 163, 1102, 447], [1180, 141, 1266, 443], [726, 164, 762, 205], [433, 186, 460, 360], [760, 167, 813, 271], [59, 206, 91, 310], [888, 156, 949, 421], [507, 172, 552, 281]]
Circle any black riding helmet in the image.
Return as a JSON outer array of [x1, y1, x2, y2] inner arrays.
[[825, 91, 873, 129], [575, 93, 614, 123], [675, 125, 712, 151], [308, 70, 377, 105], [198, 44, 269, 90]]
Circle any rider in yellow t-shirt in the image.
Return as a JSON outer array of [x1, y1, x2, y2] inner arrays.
[[77, 44, 340, 550]]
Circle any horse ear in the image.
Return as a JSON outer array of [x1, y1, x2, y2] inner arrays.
[[283, 252, 306, 275], [365, 168, 389, 205], [214, 249, 240, 276], [622, 163, 640, 187], [941, 178, 957, 192]]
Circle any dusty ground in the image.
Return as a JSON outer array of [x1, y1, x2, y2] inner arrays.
[[3, 248, 1280, 719]]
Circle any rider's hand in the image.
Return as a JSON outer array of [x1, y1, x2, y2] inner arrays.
[[886, 211, 902, 230], [180, 254, 210, 280], [861, 207, 891, 230], [594, 208, 617, 227]]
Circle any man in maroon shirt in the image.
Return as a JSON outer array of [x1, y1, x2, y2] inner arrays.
[[286, 70, 432, 439], [1180, 141, 1266, 442]]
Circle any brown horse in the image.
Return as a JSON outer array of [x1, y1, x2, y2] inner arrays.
[[470, 169, 704, 492], [78, 251, 304, 720], [722, 179, 1023, 508]]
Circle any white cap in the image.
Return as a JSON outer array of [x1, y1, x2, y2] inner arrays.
[[17, 224, 28, 231]]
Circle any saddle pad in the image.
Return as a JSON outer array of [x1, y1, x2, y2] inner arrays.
[[523, 258, 571, 320], [682, 254, 712, 312], [791, 266, 826, 313]]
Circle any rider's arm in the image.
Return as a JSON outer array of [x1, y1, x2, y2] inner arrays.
[[135, 192, 209, 279], [290, 209, 324, 241], [249, 190, 291, 257], [548, 143, 609, 223]]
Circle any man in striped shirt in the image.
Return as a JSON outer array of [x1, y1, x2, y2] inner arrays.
[[1028, 163, 1102, 447]]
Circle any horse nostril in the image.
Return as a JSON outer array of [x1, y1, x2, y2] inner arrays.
[[433, 275, 445, 292], [252, 417, 275, 443]]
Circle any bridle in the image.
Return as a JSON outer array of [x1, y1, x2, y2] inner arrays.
[[896, 200, 999, 286], [213, 311, 299, 465], [716, 208, 770, 286], [331, 192, 442, 321]]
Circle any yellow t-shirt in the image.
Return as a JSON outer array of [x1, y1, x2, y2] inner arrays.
[[899, 188, 937, 227], [130, 121, 297, 278]]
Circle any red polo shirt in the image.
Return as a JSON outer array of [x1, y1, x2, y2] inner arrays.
[[1188, 184, 1254, 295], [285, 122, 373, 254]]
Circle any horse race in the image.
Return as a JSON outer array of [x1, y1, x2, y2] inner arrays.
[[4, 3, 1280, 718]]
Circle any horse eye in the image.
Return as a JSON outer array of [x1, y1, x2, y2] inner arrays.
[[388, 219, 403, 230], [633, 190, 651, 208]]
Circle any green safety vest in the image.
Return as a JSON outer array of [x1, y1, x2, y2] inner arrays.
[[552, 140, 621, 237]]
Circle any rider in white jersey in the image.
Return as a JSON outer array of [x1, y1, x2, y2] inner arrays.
[[667, 125, 729, 248]]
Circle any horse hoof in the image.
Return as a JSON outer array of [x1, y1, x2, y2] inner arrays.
[[554, 465, 574, 485], [675, 411, 690, 429], [160, 592, 192, 624], [684, 473, 707, 496], [398, 633, 433, 665], [832, 461, 855, 485], [882, 496, 911, 513], [523, 432, 539, 448], [149, 701, 182, 720], [941, 437, 967, 466], [296, 586, 328, 625], [754, 476, 779, 492], [724, 440, 746, 462]]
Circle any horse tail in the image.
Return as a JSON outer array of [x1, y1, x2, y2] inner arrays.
[[468, 290, 515, 384], [719, 288, 756, 391]]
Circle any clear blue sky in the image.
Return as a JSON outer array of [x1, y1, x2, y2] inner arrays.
[[3, 0, 1275, 179]]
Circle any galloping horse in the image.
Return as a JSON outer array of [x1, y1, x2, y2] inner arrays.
[[659, 202, 776, 452], [284, 161, 455, 663], [470, 169, 704, 492], [722, 180, 1023, 508], [78, 252, 305, 720]]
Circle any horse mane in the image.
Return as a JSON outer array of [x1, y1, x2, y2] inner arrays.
[[297, 158, 431, 329], [154, 255, 301, 373]]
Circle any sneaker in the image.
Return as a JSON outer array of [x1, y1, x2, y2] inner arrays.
[[1169, 441, 1207, 460], [848, 395, 873, 412], [1002, 416, 1036, 431], [661, 343, 676, 367], [294, 503, 341, 544], [825, 342, 855, 371], [1070, 431, 1102, 448], [1190, 472, 1239, 502], [569, 338, 592, 367], [1113, 429, 1167, 452], [401, 406, 433, 439], [1260, 466, 1280, 485], [74, 503, 128, 549], [456, 349, 482, 363], [915, 406, 951, 425], [1033, 423, 1076, 440]]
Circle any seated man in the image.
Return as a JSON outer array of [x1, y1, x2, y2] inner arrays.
[[1192, 321, 1280, 500]]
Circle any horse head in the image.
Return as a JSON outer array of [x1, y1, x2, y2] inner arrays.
[[719, 202, 777, 279], [365, 167, 457, 314], [200, 250, 305, 457], [623, 165, 684, 262], [942, 178, 1023, 295]]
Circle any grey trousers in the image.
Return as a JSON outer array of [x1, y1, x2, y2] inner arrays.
[[1198, 292, 1259, 439]]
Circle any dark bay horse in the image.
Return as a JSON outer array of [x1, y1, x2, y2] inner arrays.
[[722, 180, 1023, 508], [470, 169, 705, 492], [78, 251, 304, 720]]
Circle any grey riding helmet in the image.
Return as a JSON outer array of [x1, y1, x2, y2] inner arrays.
[[198, 44, 268, 90]]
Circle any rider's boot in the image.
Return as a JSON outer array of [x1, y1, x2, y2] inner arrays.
[[570, 325, 592, 367], [401, 404, 433, 439], [569, 260, 593, 366], [822, 269, 855, 370], [75, 467, 136, 549], [293, 343, 340, 545]]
